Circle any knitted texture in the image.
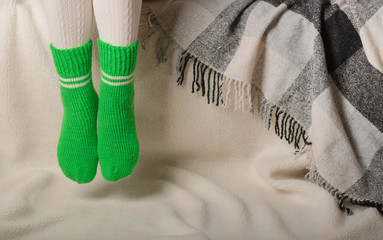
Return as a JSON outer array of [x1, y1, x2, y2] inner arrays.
[[93, 0, 142, 46], [50, 40, 98, 184], [97, 38, 140, 182], [42, 0, 93, 49]]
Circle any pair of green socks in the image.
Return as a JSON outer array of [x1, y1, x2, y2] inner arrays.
[[50, 39, 140, 183]]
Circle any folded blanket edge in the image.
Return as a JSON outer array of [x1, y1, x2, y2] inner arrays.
[[140, 5, 383, 216]]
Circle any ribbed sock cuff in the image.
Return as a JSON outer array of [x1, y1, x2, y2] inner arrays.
[[50, 41, 93, 78], [97, 39, 139, 76]]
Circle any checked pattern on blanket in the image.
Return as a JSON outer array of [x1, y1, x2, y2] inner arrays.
[[144, 0, 383, 215]]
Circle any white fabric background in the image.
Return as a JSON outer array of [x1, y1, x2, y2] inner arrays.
[[0, 0, 382, 239]]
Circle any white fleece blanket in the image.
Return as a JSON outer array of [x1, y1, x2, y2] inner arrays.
[[0, 0, 382, 239]]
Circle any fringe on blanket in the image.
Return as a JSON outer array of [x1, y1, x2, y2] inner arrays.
[[140, 6, 383, 216], [175, 50, 313, 152]]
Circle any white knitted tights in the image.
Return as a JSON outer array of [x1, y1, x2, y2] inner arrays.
[[42, 0, 142, 48]]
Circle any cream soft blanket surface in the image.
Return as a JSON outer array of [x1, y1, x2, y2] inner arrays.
[[0, 0, 382, 240]]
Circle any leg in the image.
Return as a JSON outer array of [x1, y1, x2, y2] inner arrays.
[[43, 0, 93, 49], [93, 0, 142, 46], [42, 0, 98, 183], [93, 0, 142, 181]]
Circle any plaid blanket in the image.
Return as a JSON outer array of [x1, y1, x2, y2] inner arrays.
[[144, 0, 383, 215]]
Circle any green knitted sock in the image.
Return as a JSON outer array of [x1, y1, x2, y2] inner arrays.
[[50, 41, 98, 184], [97, 39, 140, 182]]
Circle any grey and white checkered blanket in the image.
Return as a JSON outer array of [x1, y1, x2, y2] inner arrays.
[[144, 0, 383, 215]]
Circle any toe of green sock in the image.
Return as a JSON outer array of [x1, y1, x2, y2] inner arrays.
[[101, 166, 132, 182], [58, 155, 98, 184], [60, 164, 97, 184], [100, 162, 138, 182], [100, 150, 139, 182]]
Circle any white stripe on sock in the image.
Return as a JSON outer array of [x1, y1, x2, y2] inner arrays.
[[101, 70, 134, 80], [101, 76, 134, 86], [58, 72, 91, 82], [59, 79, 91, 88]]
